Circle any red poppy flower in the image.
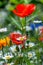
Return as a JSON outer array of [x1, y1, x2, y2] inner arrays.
[[12, 4, 36, 17], [10, 33, 26, 45]]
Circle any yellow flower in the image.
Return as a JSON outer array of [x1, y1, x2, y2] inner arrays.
[[2, 38, 7, 47], [6, 37, 10, 46], [0, 39, 3, 44], [0, 38, 7, 49], [0, 40, 2, 49], [0, 37, 10, 50]]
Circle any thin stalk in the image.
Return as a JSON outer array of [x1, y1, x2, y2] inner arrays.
[[18, 17, 23, 34], [23, 17, 26, 35], [25, 17, 26, 34]]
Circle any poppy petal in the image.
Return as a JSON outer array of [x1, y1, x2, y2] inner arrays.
[[12, 10, 25, 17], [22, 4, 36, 17], [16, 4, 25, 13]]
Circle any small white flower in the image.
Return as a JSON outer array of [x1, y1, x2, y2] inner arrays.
[[2, 54, 13, 60], [10, 45, 17, 53], [28, 52, 35, 59], [28, 52, 33, 58], [18, 53, 23, 57], [26, 26, 32, 31], [33, 20, 42, 23], [29, 42, 35, 48], [0, 27, 7, 32], [2, 56, 13, 60]]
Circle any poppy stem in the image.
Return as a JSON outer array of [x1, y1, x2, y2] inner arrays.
[[23, 18, 26, 35], [19, 17, 26, 35], [23, 17, 26, 35]]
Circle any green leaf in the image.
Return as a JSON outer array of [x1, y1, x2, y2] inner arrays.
[[10, 0, 20, 4], [24, 0, 31, 4], [23, 56, 31, 65], [39, 0, 43, 3], [10, 16, 22, 30], [0, 1, 2, 6]]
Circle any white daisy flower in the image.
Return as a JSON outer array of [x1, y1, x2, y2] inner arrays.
[[28, 52, 33, 58], [29, 42, 35, 48], [33, 20, 42, 23], [2, 55, 13, 60], [2, 53, 13, 60], [0, 27, 7, 32], [28, 52, 35, 59]]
